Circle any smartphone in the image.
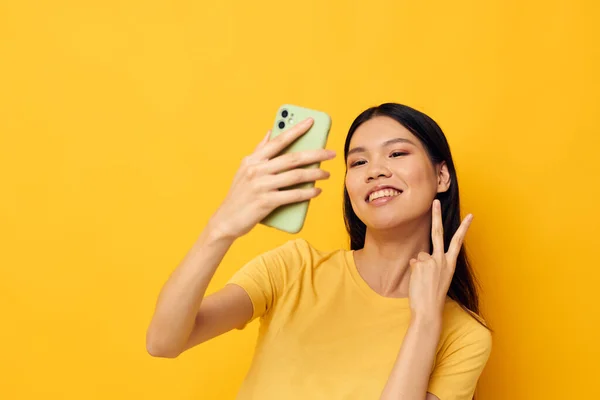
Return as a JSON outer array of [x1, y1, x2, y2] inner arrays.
[[259, 104, 332, 234]]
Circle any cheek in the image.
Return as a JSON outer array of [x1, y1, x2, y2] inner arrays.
[[407, 169, 429, 186], [403, 159, 436, 186], [344, 173, 362, 203]]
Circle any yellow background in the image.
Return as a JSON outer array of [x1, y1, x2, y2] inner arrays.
[[1, 1, 598, 399]]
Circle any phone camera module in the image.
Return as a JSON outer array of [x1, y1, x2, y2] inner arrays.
[[278, 120, 285, 129], [281, 109, 289, 118]]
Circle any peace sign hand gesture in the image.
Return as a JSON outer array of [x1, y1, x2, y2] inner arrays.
[[408, 199, 474, 322]]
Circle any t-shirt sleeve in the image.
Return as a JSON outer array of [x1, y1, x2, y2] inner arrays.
[[226, 238, 308, 326], [427, 318, 492, 400]]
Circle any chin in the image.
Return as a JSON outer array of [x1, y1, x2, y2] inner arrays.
[[358, 211, 410, 232], [371, 219, 407, 232], [357, 203, 426, 233]]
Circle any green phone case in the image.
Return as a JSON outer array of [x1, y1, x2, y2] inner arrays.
[[259, 104, 332, 234]]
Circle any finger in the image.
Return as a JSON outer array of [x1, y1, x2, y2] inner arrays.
[[408, 258, 417, 274], [431, 199, 445, 259], [261, 168, 330, 191], [256, 117, 314, 160], [447, 214, 474, 263], [253, 130, 272, 152], [270, 186, 322, 207], [263, 148, 336, 174]]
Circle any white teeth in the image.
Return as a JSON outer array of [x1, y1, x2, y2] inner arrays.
[[368, 189, 401, 202]]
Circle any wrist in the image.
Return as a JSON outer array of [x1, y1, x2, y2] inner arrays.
[[204, 217, 239, 244], [411, 310, 443, 330]]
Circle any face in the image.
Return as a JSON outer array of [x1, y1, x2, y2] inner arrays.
[[345, 116, 450, 231]]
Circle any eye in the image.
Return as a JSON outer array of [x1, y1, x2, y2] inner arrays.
[[349, 160, 366, 167], [390, 151, 408, 158]]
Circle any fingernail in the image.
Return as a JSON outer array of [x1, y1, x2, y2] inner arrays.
[[327, 150, 336, 157], [304, 117, 313, 124]]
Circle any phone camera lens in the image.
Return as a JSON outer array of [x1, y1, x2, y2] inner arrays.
[[278, 120, 285, 129], [281, 109, 289, 118]]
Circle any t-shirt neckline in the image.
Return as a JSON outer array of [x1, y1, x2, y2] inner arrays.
[[344, 249, 410, 307]]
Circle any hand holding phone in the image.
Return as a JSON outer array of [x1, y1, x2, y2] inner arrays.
[[209, 105, 334, 239], [259, 104, 332, 233]]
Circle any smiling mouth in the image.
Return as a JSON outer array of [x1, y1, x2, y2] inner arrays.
[[366, 188, 403, 203]]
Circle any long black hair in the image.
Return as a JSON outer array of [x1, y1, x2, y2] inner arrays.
[[343, 103, 486, 325]]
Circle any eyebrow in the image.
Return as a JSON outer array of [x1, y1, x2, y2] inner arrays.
[[347, 138, 418, 157]]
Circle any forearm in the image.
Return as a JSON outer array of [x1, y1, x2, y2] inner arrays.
[[146, 220, 236, 357], [380, 315, 442, 400]]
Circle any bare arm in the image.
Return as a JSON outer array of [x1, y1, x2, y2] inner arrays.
[[145, 225, 249, 358], [380, 316, 442, 399], [146, 118, 335, 358]]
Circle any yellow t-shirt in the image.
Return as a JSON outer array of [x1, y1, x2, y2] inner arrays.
[[227, 238, 492, 400]]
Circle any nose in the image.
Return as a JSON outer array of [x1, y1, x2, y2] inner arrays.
[[366, 161, 392, 182]]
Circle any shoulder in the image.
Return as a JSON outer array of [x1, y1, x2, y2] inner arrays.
[[253, 237, 311, 261], [440, 299, 492, 354], [264, 238, 344, 267], [283, 237, 315, 253], [428, 301, 492, 398], [259, 237, 314, 264], [235, 238, 342, 277]]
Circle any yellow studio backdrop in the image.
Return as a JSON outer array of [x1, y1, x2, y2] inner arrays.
[[1, 1, 598, 399]]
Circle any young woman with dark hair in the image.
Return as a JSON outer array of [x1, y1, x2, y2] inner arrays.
[[147, 103, 492, 400]]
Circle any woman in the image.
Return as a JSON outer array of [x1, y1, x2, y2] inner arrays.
[[146, 103, 492, 400]]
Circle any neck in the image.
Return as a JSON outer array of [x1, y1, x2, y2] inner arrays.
[[354, 216, 432, 298]]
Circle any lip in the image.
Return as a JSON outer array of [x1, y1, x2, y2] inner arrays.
[[365, 185, 403, 203]]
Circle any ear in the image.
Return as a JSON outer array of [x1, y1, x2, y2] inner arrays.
[[436, 161, 451, 193]]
